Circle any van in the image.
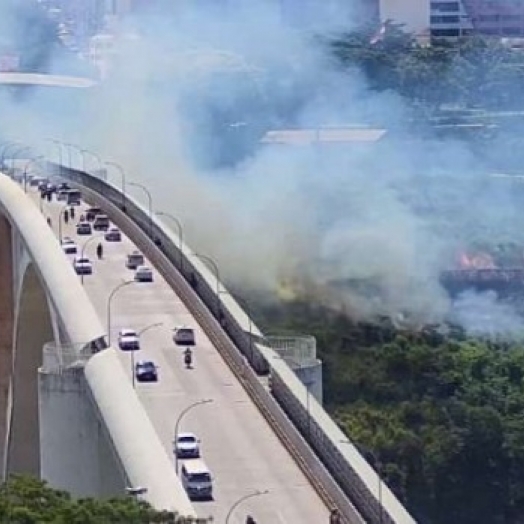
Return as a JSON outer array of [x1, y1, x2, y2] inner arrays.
[[180, 459, 213, 500]]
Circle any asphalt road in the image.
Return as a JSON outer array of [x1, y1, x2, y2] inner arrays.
[[33, 186, 329, 524]]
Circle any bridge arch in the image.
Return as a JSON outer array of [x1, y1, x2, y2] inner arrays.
[[7, 262, 54, 476]]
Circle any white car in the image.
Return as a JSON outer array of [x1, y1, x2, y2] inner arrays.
[[73, 257, 92, 275], [61, 238, 78, 255], [135, 265, 153, 282], [118, 329, 140, 351], [174, 432, 200, 459]]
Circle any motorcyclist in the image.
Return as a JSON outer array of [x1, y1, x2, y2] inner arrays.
[[184, 347, 192, 367], [96, 243, 103, 260]]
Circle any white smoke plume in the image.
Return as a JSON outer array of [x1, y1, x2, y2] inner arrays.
[[2, 0, 524, 334]]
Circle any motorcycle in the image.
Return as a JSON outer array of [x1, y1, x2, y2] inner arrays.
[[184, 348, 192, 369]]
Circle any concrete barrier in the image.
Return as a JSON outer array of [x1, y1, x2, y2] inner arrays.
[[52, 163, 417, 524]]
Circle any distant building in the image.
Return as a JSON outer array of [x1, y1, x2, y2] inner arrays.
[[379, 0, 524, 40]]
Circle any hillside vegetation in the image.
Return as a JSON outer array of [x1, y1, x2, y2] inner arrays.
[[256, 299, 524, 524]]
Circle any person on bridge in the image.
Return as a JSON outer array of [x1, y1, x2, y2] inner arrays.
[[64, 209, 69, 224], [330, 508, 342, 524], [96, 243, 103, 260]]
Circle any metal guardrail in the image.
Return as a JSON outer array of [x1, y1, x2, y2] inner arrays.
[[51, 162, 417, 524]]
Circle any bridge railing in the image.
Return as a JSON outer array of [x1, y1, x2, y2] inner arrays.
[[51, 162, 417, 524]]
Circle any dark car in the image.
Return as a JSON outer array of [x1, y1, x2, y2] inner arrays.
[[86, 207, 103, 222], [135, 361, 158, 383], [173, 328, 195, 346], [93, 215, 110, 231], [76, 222, 92, 236], [104, 227, 122, 242]]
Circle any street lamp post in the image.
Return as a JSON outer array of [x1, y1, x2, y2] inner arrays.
[[63, 143, 74, 169], [225, 490, 269, 524], [48, 139, 63, 171], [0, 141, 19, 170], [105, 161, 127, 211], [9, 146, 32, 174], [107, 280, 136, 347], [156, 211, 184, 270], [81, 148, 103, 175], [193, 253, 222, 315], [128, 181, 153, 239], [173, 399, 213, 475], [57, 205, 70, 244], [80, 234, 105, 285], [240, 300, 254, 362], [129, 322, 164, 389], [23, 156, 44, 192]]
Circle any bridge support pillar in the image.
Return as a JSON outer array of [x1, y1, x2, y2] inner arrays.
[[38, 354, 126, 498]]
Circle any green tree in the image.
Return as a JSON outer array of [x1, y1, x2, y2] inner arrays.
[[0, 476, 201, 524]]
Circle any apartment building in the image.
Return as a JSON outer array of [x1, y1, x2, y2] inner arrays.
[[430, 0, 524, 38]]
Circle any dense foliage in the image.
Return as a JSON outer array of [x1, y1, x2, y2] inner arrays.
[[329, 24, 524, 113], [0, 476, 196, 523], [255, 299, 524, 524]]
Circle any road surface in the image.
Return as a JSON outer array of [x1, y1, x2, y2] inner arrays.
[[31, 185, 329, 523]]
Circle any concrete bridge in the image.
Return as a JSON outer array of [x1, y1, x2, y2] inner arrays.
[[0, 73, 416, 524]]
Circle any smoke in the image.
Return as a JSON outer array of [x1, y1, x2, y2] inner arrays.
[[3, 0, 524, 335], [450, 291, 524, 339]]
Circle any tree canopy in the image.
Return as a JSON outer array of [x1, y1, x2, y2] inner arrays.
[[329, 24, 524, 114], [0, 475, 200, 523], [255, 298, 524, 524]]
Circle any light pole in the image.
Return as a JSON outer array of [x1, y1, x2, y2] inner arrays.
[[57, 205, 70, 244], [173, 399, 213, 475], [225, 490, 269, 524], [128, 181, 153, 239], [193, 253, 221, 295], [47, 139, 63, 170], [129, 322, 164, 389], [0, 141, 19, 170], [9, 146, 32, 174], [107, 280, 136, 347], [156, 211, 184, 270], [80, 234, 105, 285], [105, 161, 127, 211], [62, 142, 74, 169], [239, 300, 254, 362], [81, 148, 103, 175], [23, 156, 44, 192]]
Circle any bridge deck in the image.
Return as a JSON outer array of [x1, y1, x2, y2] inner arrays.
[[40, 194, 328, 523]]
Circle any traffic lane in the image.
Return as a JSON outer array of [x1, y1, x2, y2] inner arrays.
[[69, 217, 329, 522], [40, 192, 329, 522], [141, 344, 329, 524]]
